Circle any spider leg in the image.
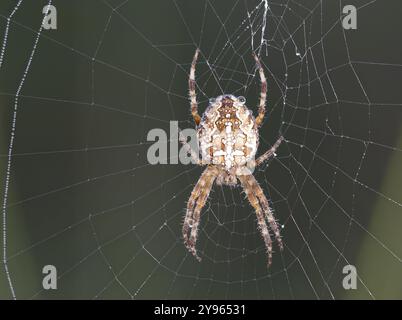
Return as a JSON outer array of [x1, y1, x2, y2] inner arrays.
[[239, 175, 273, 266], [247, 174, 283, 251], [255, 188, 283, 252], [183, 166, 217, 261], [253, 53, 267, 127], [189, 48, 201, 125], [255, 136, 284, 167]]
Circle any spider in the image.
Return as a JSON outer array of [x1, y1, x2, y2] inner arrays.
[[181, 49, 284, 267]]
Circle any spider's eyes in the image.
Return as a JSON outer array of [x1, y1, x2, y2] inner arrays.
[[238, 96, 246, 104], [209, 98, 216, 105]]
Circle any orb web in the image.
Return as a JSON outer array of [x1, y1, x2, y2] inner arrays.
[[1, 0, 402, 299]]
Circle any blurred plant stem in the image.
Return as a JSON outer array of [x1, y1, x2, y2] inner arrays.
[[344, 128, 402, 299]]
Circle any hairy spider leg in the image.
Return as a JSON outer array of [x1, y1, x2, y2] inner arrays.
[[255, 136, 284, 166], [253, 53, 267, 127], [239, 174, 283, 267], [183, 166, 217, 260], [189, 48, 201, 125]]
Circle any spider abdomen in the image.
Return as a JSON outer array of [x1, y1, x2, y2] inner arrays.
[[198, 95, 258, 171]]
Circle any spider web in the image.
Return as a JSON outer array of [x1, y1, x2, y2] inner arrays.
[[1, 0, 402, 300]]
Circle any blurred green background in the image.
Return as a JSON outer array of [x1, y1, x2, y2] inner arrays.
[[0, 0, 401, 299]]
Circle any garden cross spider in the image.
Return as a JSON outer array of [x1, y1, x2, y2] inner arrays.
[[181, 49, 284, 267]]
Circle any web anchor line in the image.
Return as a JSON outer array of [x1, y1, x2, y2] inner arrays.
[[2, 0, 53, 300]]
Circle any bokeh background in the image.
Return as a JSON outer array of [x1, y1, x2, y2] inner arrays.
[[0, 0, 401, 299]]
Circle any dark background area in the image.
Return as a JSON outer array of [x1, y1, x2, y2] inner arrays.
[[0, 0, 401, 299]]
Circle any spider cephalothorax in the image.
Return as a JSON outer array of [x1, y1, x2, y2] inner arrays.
[[181, 49, 284, 267]]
